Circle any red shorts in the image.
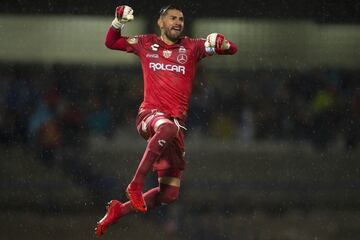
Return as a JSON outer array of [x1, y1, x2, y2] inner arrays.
[[136, 109, 186, 171]]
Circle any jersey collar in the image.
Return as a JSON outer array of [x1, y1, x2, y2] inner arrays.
[[157, 36, 185, 49]]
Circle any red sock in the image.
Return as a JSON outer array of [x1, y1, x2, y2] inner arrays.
[[121, 184, 180, 216], [131, 123, 177, 186], [121, 187, 160, 215]]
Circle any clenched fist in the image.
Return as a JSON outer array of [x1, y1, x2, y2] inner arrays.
[[112, 5, 134, 29], [204, 33, 230, 55]]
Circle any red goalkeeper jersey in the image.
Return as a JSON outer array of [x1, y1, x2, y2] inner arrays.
[[105, 27, 236, 120]]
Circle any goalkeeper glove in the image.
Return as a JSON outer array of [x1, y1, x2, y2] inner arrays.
[[112, 5, 134, 29], [204, 33, 230, 55]]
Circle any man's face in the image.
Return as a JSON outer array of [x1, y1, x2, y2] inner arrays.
[[158, 9, 184, 42]]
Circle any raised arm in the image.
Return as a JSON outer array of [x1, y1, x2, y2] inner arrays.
[[105, 5, 134, 50], [205, 33, 237, 55], [217, 39, 237, 55]]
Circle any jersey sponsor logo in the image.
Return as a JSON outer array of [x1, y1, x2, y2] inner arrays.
[[149, 62, 185, 75], [151, 44, 159, 51], [146, 53, 159, 58], [177, 54, 188, 64], [163, 50, 172, 58]]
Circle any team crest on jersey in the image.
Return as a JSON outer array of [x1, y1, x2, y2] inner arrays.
[[177, 54, 188, 64], [163, 50, 172, 58], [127, 37, 138, 44]]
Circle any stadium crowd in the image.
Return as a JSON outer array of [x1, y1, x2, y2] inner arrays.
[[0, 64, 359, 153]]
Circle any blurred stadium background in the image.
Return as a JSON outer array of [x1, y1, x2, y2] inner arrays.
[[1, 0, 359, 239]]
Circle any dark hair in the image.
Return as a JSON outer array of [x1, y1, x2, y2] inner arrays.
[[159, 5, 183, 16]]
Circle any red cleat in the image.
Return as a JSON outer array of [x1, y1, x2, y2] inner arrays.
[[126, 182, 147, 212], [95, 200, 123, 237]]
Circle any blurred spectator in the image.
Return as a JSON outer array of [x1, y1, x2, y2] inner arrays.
[[86, 95, 113, 137], [343, 88, 360, 150], [311, 89, 335, 147], [28, 88, 61, 167], [310, 76, 339, 150], [238, 106, 255, 143], [187, 75, 213, 135], [210, 113, 237, 139], [60, 99, 85, 145], [1, 71, 36, 144]]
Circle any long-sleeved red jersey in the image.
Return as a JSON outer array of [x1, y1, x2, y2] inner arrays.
[[105, 27, 237, 121]]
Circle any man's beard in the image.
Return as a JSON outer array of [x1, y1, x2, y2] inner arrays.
[[164, 28, 182, 42]]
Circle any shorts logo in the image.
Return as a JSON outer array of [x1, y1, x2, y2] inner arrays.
[[151, 44, 159, 51], [149, 62, 185, 75], [177, 54, 188, 64], [158, 139, 166, 147], [163, 50, 172, 58]]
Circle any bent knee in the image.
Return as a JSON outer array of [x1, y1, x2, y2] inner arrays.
[[157, 122, 178, 139]]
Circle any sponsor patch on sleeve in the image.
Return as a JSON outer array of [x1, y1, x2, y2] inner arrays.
[[127, 37, 138, 44]]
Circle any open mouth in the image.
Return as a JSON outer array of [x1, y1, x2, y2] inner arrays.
[[171, 26, 182, 32]]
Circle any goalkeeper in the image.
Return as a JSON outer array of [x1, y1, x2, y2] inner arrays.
[[95, 4, 237, 237]]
